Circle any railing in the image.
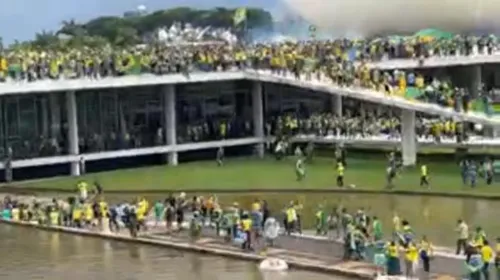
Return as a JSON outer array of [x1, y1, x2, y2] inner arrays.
[[2, 135, 500, 170]]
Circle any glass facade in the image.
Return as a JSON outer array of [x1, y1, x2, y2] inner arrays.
[[0, 92, 67, 159], [176, 81, 253, 143], [76, 86, 164, 153], [0, 81, 339, 160], [0, 80, 426, 162], [263, 83, 331, 118]]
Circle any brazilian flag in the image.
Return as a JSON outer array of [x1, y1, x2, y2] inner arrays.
[[233, 8, 247, 26], [125, 55, 142, 75]]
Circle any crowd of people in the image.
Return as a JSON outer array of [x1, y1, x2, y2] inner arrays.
[[269, 112, 478, 143], [3, 182, 500, 279], [0, 29, 496, 113], [1, 110, 487, 161], [0, 185, 274, 250]]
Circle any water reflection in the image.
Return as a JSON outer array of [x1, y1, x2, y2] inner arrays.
[[171, 192, 500, 247], [0, 225, 338, 280]]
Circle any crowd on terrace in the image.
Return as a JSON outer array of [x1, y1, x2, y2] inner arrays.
[[0, 8, 498, 161], [0, 30, 496, 115], [4, 108, 481, 161], [270, 112, 475, 144]]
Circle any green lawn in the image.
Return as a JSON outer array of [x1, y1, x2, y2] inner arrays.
[[5, 156, 499, 197]]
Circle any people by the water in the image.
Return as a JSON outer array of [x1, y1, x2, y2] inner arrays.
[[456, 219, 470, 255], [3, 179, 500, 278]]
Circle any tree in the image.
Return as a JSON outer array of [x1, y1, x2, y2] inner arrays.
[[17, 7, 274, 49], [78, 7, 273, 42], [58, 19, 87, 37], [32, 31, 59, 48]]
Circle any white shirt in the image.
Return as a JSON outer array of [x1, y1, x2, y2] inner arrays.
[[457, 222, 469, 239]]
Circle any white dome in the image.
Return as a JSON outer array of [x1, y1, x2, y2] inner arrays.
[[282, 0, 500, 37]]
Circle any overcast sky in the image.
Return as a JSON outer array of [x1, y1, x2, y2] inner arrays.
[[0, 0, 283, 43]]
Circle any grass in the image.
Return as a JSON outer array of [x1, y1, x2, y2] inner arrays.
[[6, 156, 499, 197], [6, 156, 500, 247]]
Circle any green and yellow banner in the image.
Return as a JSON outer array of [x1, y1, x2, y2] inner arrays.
[[233, 8, 247, 26]]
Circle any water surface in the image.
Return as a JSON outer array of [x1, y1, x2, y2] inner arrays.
[[0, 224, 343, 280], [102, 192, 500, 247], [21, 191, 500, 247]]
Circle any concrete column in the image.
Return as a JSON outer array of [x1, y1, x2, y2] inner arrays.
[[493, 126, 500, 138], [469, 65, 482, 98], [331, 95, 342, 116], [66, 91, 80, 176], [401, 109, 417, 166], [359, 103, 366, 118], [252, 81, 265, 158], [163, 85, 177, 166], [40, 97, 49, 137], [49, 93, 61, 139]]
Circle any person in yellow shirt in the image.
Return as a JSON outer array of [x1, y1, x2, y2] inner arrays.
[[386, 241, 401, 275], [77, 181, 88, 201], [285, 202, 297, 235], [11, 205, 20, 221], [72, 205, 82, 228], [337, 162, 345, 188], [392, 212, 401, 239], [136, 198, 148, 231], [481, 240, 493, 280], [419, 235, 433, 273], [84, 202, 93, 227], [404, 241, 419, 278], [251, 199, 261, 212], [98, 199, 108, 226], [240, 212, 253, 250], [49, 207, 60, 226], [0, 55, 7, 81], [474, 227, 487, 247], [420, 164, 429, 188]]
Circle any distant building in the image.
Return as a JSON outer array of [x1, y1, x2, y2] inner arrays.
[[123, 5, 147, 18]]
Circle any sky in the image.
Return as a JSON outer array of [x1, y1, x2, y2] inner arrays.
[[283, 0, 500, 37], [0, 0, 284, 44]]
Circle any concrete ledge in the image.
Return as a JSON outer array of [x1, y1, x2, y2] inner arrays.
[[2, 186, 499, 200], [0, 219, 372, 279]]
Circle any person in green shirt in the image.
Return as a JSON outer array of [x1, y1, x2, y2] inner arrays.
[[373, 240, 387, 276], [220, 211, 234, 242], [466, 249, 483, 280], [372, 216, 383, 241], [315, 205, 327, 236], [296, 158, 306, 181], [153, 201, 164, 226]]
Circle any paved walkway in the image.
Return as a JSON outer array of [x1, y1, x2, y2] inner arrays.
[[142, 225, 459, 279], [295, 230, 461, 259], [0, 194, 474, 278]]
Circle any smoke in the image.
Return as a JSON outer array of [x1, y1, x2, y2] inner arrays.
[[280, 0, 500, 38]]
